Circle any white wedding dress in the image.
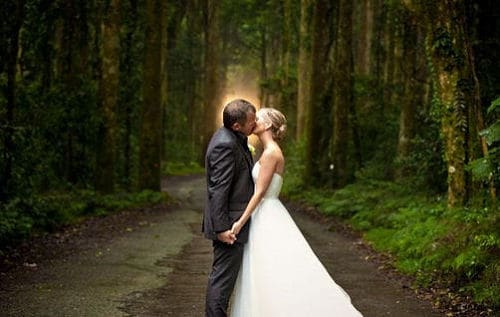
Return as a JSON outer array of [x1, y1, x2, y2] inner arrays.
[[231, 162, 363, 317]]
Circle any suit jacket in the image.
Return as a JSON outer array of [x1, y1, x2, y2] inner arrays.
[[203, 127, 254, 243]]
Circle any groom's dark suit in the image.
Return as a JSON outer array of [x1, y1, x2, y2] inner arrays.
[[203, 127, 254, 317]]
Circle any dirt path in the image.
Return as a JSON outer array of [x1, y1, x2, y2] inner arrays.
[[0, 175, 443, 316]]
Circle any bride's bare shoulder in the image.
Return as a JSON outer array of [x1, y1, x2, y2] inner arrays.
[[260, 145, 284, 166]]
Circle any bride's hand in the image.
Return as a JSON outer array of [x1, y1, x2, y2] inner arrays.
[[231, 221, 243, 235]]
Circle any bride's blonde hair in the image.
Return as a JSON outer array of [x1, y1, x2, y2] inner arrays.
[[258, 107, 287, 141]]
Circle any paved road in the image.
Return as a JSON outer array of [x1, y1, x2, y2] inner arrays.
[[0, 175, 442, 316]]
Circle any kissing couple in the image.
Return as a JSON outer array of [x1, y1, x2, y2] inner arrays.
[[203, 99, 363, 317]]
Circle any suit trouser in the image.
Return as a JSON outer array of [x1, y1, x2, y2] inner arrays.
[[205, 240, 244, 317]]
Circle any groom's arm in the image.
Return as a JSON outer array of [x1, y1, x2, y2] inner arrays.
[[207, 142, 236, 234]]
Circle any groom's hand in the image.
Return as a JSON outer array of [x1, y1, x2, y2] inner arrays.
[[217, 230, 237, 244]]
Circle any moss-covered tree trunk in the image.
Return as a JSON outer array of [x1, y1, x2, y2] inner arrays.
[[201, 0, 221, 160], [96, 0, 121, 194], [139, 0, 164, 191], [296, 0, 314, 140], [331, 0, 353, 187], [426, 2, 468, 207]]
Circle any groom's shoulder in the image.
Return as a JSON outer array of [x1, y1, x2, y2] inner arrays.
[[211, 127, 236, 145]]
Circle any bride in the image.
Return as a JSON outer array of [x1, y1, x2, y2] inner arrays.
[[230, 108, 363, 316]]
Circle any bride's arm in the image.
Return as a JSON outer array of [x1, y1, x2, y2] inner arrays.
[[231, 151, 277, 235]]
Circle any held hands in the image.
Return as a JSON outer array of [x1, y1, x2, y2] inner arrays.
[[216, 220, 244, 245], [217, 230, 237, 245]]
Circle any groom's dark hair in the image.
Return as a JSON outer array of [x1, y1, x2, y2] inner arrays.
[[223, 99, 256, 129]]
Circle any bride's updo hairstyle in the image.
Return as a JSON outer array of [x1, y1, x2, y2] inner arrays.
[[258, 107, 287, 141]]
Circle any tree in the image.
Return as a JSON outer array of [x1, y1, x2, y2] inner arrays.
[[296, 0, 314, 140], [331, 0, 353, 187], [0, 0, 24, 201], [201, 0, 221, 161], [395, 13, 427, 180], [96, 0, 121, 193], [118, 0, 141, 191], [279, 0, 296, 134], [426, 2, 469, 207], [139, 0, 164, 191], [305, 0, 334, 185]]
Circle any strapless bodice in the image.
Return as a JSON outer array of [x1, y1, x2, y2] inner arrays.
[[252, 162, 283, 199]]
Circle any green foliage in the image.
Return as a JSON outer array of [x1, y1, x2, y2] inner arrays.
[[431, 27, 465, 71], [395, 115, 447, 192], [467, 97, 500, 189], [487, 97, 500, 114]]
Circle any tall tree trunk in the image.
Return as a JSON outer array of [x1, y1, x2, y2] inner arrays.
[[96, 0, 121, 193], [382, 5, 396, 114], [185, 0, 202, 159], [296, 0, 314, 140], [395, 14, 420, 180], [305, 0, 333, 185], [370, 0, 386, 142], [52, 1, 90, 185], [356, 0, 373, 75], [160, 1, 174, 161], [139, 0, 164, 191], [351, 0, 374, 169], [201, 0, 221, 161], [1, 0, 24, 201], [331, 0, 353, 187], [280, 0, 296, 135], [426, 2, 468, 207], [120, 0, 139, 191], [163, 0, 185, 161], [259, 25, 268, 107]]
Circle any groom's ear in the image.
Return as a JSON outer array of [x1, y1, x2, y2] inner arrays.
[[231, 122, 241, 132]]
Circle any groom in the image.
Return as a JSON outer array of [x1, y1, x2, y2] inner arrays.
[[203, 99, 256, 317]]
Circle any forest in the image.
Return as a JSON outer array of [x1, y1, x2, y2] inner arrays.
[[1, 0, 498, 314]]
